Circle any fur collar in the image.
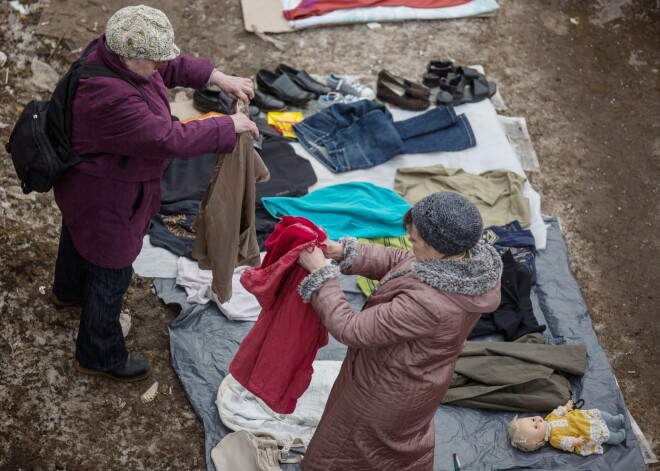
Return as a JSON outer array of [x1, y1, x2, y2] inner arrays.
[[412, 240, 502, 296]]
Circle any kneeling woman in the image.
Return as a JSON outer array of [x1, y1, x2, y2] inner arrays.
[[297, 192, 503, 471]]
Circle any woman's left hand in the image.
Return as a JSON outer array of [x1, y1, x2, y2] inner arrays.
[[298, 246, 327, 273], [210, 70, 255, 102]]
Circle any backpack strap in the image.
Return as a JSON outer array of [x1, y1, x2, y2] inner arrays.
[[69, 44, 148, 168]]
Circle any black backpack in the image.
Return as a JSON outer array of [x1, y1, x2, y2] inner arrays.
[[4, 45, 145, 194]]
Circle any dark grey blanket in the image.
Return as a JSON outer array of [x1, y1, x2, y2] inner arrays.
[[155, 218, 646, 471]]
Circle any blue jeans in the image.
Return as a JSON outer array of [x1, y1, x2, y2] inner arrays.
[[294, 101, 476, 173], [53, 224, 132, 371]]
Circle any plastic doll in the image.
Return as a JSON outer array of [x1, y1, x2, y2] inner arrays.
[[508, 399, 626, 455]]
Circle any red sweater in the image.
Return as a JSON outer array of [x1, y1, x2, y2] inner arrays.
[[230, 216, 329, 413]]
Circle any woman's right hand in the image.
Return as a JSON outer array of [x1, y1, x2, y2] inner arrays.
[[323, 239, 344, 262], [230, 112, 259, 138]]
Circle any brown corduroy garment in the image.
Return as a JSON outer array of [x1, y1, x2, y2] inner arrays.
[[192, 132, 270, 303]]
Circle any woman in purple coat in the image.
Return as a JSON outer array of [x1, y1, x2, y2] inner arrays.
[[297, 192, 503, 470], [50, 5, 257, 382]]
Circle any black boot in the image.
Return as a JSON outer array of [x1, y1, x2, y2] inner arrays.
[[74, 354, 151, 382]]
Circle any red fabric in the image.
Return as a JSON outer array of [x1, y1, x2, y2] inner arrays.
[[283, 0, 471, 20], [230, 216, 328, 413]]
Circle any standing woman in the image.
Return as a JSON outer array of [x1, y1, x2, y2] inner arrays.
[[297, 192, 503, 470], [51, 5, 257, 382]]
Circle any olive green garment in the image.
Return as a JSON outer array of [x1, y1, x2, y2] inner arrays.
[[442, 333, 587, 412], [394, 163, 531, 228]]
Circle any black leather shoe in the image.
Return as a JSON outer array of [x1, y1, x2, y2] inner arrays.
[[276, 64, 332, 97], [74, 354, 151, 382], [256, 69, 315, 106], [193, 89, 235, 114], [249, 105, 261, 117], [251, 89, 286, 111]]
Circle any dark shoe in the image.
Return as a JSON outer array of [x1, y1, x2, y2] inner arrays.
[[276, 64, 332, 96], [378, 69, 430, 99], [427, 59, 455, 78], [50, 291, 81, 309], [424, 60, 456, 87], [248, 105, 261, 118], [376, 76, 430, 111], [435, 67, 496, 106], [251, 89, 286, 111], [193, 89, 235, 114], [74, 354, 151, 382], [256, 69, 315, 106]]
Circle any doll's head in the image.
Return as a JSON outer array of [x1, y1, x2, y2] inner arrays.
[[508, 415, 548, 451]]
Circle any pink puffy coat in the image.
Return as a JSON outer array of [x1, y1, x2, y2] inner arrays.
[[298, 238, 502, 470]]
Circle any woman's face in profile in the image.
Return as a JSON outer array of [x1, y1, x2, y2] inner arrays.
[[408, 223, 439, 260], [122, 58, 166, 78]]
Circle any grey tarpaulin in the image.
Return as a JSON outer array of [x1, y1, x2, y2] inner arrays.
[[156, 218, 646, 471]]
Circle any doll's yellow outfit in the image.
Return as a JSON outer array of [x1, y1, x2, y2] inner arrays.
[[544, 406, 609, 455]]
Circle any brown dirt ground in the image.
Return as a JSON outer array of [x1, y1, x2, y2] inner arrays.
[[0, 0, 658, 469]]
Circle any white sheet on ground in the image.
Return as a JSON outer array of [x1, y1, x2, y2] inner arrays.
[[217, 361, 342, 447], [294, 99, 547, 249], [133, 236, 179, 278], [176, 256, 264, 321], [135, 95, 546, 278], [284, 0, 499, 29]]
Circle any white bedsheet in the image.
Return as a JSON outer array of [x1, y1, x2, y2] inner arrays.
[[217, 361, 342, 446], [134, 97, 546, 278], [295, 99, 547, 250]]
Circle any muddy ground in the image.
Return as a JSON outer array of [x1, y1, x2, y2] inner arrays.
[[0, 0, 658, 469]]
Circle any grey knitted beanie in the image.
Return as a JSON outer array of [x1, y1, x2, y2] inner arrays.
[[410, 192, 483, 256], [106, 5, 180, 61]]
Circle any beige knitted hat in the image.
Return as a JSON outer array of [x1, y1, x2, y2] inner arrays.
[[105, 5, 180, 61]]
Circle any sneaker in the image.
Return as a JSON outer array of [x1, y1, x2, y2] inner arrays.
[[326, 74, 375, 99], [317, 92, 363, 109]]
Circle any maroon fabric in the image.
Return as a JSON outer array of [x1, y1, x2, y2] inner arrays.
[[230, 216, 328, 414], [54, 34, 236, 268], [283, 0, 471, 20]]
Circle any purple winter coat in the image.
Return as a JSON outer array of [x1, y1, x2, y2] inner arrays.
[[54, 34, 236, 268]]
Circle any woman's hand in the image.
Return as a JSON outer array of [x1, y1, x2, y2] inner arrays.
[[323, 239, 344, 262], [298, 246, 327, 273], [210, 70, 255, 102], [230, 113, 259, 138]]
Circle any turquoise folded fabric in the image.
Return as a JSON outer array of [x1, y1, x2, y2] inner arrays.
[[262, 182, 411, 240]]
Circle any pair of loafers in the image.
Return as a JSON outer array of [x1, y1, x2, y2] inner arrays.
[[256, 67, 318, 106], [376, 69, 431, 111], [276, 64, 332, 96]]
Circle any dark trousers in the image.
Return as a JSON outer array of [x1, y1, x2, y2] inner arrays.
[[53, 224, 132, 371]]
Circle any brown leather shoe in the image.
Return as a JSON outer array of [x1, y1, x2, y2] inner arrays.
[[376, 75, 431, 111], [378, 70, 431, 99], [50, 291, 81, 309]]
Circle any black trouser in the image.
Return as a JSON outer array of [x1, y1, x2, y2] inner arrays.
[[53, 225, 132, 371]]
